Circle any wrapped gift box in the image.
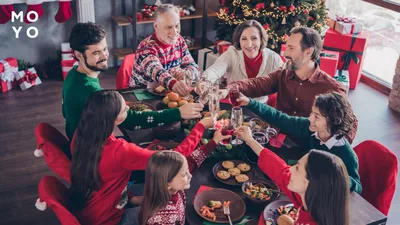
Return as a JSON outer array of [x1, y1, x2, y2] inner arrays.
[[215, 40, 230, 55], [0, 58, 19, 93], [327, 16, 363, 35], [334, 70, 350, 94], [198, 47, 219, 72], [61, 60, 78, 80], [323, 28, 369, 90], [15, 67, 42, 91], [280, 44, 287, 63], [61, 42, 75, 63], [319, 50, 339, 77]]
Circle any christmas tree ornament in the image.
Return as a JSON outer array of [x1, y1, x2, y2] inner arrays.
[[289, 4, 295, 11], [309, 16, 314, 21], [316, 14, 320, 19], [270, 2, 274, 8], [55, 0, 73, 23], [281, 16, 286, 24], [0, 0, 15, 24], [304, 9, 309, 14], [24, 0, 44, 24], [154, 0, 162, 6], [294, 20, 301, 27], [263, 23, 270, 30]]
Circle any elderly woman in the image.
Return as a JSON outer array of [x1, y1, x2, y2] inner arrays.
[[203, 20, 283, 103]]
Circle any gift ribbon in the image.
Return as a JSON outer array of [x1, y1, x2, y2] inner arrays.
[[0, 60, 18, 82], [18, 69, 38, 86], [335, 70, 348, 82], [323, 32, 363, 72]]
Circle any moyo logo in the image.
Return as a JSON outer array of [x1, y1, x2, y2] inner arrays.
[[11, 11, 39, 39]]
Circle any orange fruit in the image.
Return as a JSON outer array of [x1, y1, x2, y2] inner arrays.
[[162, 96, 170, 105], [168, 102, 178, 108], [167, 92, 179, 102], [178, 100, 188, 106]]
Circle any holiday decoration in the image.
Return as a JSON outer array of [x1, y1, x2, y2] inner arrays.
[[318, 50, 339, 77], [61, 43, 78, 80], [55, 0, 73, 23], [334, 70, 350, 94], [15, 67, 42, 91], [0, 58, 18, 93], [327, 14, 363, 35], [215, 0, 327, 53], [0, 0, 15, 24], [24, 0, 44, 24]]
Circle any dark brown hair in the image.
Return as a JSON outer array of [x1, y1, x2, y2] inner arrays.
[[232, 20, 268, 50], [305, 150, 350, 225], [314, 92, 355, 139], [289, 27, 322, 61], [138, 151, 185, 225]]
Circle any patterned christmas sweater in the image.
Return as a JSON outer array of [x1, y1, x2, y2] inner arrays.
[[130, 33, 199, 90], [145, 137, 217, 225], [62, 66, 181, 140]]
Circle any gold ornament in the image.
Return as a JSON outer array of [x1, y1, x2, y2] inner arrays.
[[282, 16, 286, 24], [270, 2, 274, 8], [295, 20, 300, 27]]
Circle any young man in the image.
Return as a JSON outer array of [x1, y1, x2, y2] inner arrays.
[[228, 27, 357, 143], [130, 4, 198, 97], [62, 22, 203, 140]]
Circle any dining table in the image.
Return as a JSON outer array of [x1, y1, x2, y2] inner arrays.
[[118, 88, 388, 225]]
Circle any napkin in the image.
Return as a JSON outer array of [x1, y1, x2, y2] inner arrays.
[[193, 185, 213, 204], [132, 89, 159, 101]]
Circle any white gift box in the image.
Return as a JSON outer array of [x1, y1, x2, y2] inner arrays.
[[334, 70, 350, 94], [197, 47, 219, 72], [327, 17, 363, 35], [15, 67, 42, 91]]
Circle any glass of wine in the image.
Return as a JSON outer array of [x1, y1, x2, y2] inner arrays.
[[196, 78, 212, 105], [230, 107, 243, 145], [228, 83, 241, 108], [208, 92, 220, 130], [220, 119, 233, 145]]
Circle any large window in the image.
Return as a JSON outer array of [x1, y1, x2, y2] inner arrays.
[[325, 0, 400, 87]]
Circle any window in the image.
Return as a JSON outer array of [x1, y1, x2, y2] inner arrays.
[[325, 0, 400, 87]]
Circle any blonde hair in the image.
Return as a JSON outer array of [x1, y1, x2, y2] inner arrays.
[[154, 4, 180, 20]]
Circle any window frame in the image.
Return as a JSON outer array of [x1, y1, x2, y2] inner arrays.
[[362, 0, 400, 12]]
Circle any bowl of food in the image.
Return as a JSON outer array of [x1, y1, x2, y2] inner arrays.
[[241, 179, 280, 204], [126, 102, 156, 112]]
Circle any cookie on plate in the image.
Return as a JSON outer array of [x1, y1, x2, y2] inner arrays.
[[217, 170, 231, 180], [235, 174, 249, 183], [228, 167, 241, 176], [222, 160, 235, 169], [237, 163, 251, 172]]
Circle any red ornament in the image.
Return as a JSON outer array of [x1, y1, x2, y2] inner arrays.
[[223, 7, 229, 13], [230, 13, 235, 18], [151, 5, 158, 11], [136, 13, 143, 21], [289, 5, 295, 11], [309, 16, 314, 21], [279, 6, 287, 12], [304, 9, 309, 14], [255, 3, 265, 10], [144, 4, 149, 9], [263, 23, 270, 30], [180, 11, 185, 17]]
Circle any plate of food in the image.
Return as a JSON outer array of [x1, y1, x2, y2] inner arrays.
[[213, 160, 259, 186], [147, 85, 168, 96], [126, 102, 156, 112], [263, 199, 299, 225], [193, 188, 246, 223], [242, 179, 280, 204], [148, 141, 180, 151]]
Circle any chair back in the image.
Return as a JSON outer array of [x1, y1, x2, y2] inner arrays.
[[116, 54, 136, 90]]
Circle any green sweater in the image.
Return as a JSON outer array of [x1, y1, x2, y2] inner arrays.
[[247, 99, 362, 194], [62, 66, 181, 140]]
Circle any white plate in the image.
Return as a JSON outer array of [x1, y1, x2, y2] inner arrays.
[[263, 199, 294, 225]]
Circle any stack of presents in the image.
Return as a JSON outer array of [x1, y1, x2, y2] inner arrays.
[[0, 58, 42, 93], [61, 43, 78, 80], [199, 14, 368, 94]]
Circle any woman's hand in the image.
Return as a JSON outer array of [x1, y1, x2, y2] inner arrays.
[[199, 114, 217, 129], [212, 128, 232, 144], [236, 93, 250, 106], [234, 126, 254, 143]]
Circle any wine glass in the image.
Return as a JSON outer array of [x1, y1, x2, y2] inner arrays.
[[220, 119, 233, 145], [208, 92, 220, 130], [228, 83, 241, 108], [196, 78, 212, 104], [230, 107, 243, 145], [183, 70, 194, 100]]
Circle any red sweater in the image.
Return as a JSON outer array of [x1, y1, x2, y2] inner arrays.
[[74, 123, 209, 225], [145, 139, 218, 225], [257, 149, 316, 225], [243, 50, 263, 79]]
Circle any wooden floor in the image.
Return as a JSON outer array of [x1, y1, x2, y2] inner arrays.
[[1, 69, 400, 225]]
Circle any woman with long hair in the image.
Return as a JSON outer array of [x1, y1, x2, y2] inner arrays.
[[236, 126, 350, 225], [138, 130, 226, 225], [69, 90, 227, 225], [237, 92, 361, 194]]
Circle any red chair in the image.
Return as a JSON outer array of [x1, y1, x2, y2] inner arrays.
[[116, 54, 135, 90], [354, 140, 398, 215], [34, 123, 72, 183], [35, 176, 81, 225]]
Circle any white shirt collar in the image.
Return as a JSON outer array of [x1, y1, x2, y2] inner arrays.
[[311, 132, 346, 149]]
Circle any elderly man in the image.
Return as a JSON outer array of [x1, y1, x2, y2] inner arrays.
[[228, 27, 358, 143], [130, 4, 198, 97]]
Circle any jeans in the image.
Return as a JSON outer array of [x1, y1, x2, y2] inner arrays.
[[120, 183, 145, 225]]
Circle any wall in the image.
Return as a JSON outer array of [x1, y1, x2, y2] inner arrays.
[[0, 0, 220, 67]]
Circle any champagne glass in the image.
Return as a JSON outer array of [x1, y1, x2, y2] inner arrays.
[[208, 92, 220, 130], [220, 119, 233, 145], [228, 83, 241, 108], [196, 78, 212, 105], [183, 70, 194, 100], [230, 107, 243, 145]]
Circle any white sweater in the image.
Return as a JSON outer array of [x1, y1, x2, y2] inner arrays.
[[204, 46, 284, 103]]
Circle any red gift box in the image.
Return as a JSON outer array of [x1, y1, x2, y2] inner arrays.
[[319, 50, 339, 77], [0, 58, 19, 93], [323, 28, 369, 90], [215, 40, 230, 55], [61, 60, 78, 80]]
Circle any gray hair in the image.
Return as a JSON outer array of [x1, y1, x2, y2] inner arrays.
[[154, 4, 180, 20]]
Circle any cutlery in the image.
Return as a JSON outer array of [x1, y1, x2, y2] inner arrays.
[[223, 204, 233, 225]]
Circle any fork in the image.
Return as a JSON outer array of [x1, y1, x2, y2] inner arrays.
[[223, 204, 233, 225]]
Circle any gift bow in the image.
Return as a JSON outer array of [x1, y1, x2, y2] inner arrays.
[[0, 60, 18, 82], [336, 14, 356, 23], [18, 69, 38, 85], [335, 70, 348, 82]]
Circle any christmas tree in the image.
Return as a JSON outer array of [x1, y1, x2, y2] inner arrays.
[[215, 0, 328, 52]]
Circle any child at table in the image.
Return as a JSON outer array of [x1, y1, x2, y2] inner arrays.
[[138, 131, 230, 225], [237, 92, 362, 194], [68, 90, 229, 225], [235, 126, 350, 225]]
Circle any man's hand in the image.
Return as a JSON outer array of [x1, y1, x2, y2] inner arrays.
[[237, 93, 250, 106], [172, 80, 190, 97], [212, 128, 232, 144], [234, 126, 253, 143], [199, 114, 217, 129], [179, 102, 204, 119]]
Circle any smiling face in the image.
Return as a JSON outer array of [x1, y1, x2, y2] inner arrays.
[[283, 33, 313, 71], [239, 26, 262, 58], [78, 38, 109, 72], [154, 11, 181, 45], [308, 105, 329, 134], [168, 156, 192, 192], [288, 153, 309, 194]]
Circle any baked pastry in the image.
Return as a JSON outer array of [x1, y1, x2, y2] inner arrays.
[[217, 171, 231, 180], [276, 215, 294, 225], [237, 163, 251, 172], [154, 85, 166, 93], [228, 167, 241, 176], [235, 174, 249, 183], [222, 160, 235, 169]]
